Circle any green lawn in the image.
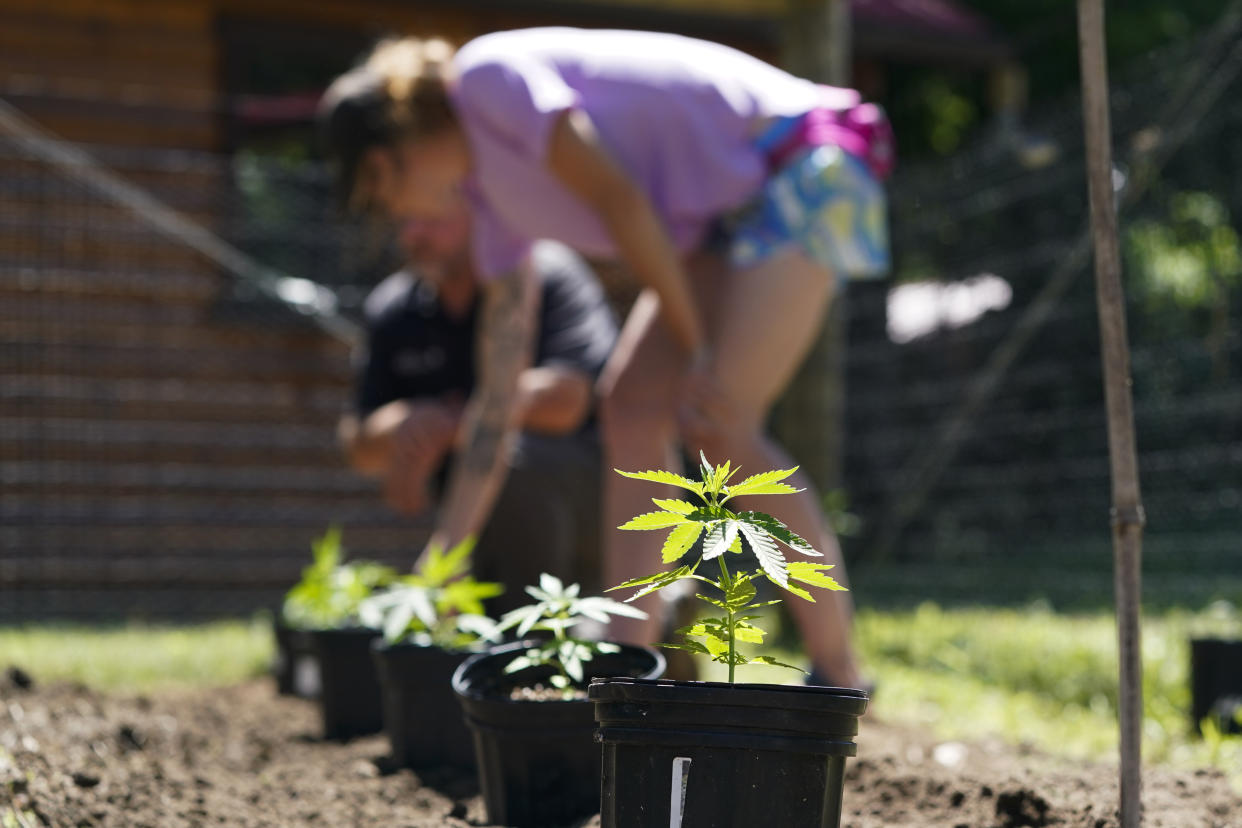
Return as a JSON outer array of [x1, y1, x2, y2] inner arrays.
[[702, 601, 1242, 786], [2, 604, 1239, 786], [0, 618, 272, 693]]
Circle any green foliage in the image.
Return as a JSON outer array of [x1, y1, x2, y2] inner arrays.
[[281, 527, 397, 630], [358, 538, 503, 650], [1127, 190, 1241, 310], [851, 602, 1242, 787], [612, 454, 846, 683], [496, 573, 648, 696]]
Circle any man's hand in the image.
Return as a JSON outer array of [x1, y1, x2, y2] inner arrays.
[[392, 399, 461, 470], [341, 398, 464, 478], [383, 458, 434, 515]]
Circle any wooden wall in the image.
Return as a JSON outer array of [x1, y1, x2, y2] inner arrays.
[[0, 0, 786, 618]]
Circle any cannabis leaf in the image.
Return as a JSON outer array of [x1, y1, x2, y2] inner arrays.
[[612, 454, 848, 682], [496, 574, 648, 697]]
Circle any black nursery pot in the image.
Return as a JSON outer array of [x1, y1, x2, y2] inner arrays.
[[589, 678, 868, 828], [371, 640, 475, 770], [1190, 638, 1242, 734], [308, 627, 383, 740], [452, 640, 665, 828], [271, 617, 319, 698]]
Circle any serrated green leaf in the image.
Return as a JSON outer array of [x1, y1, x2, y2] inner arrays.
[[733, 623, 765, 644], [539, 572, 564, 596], [616, 468, 705, 496], [574, 596, 649, 622], [652, 498, 697, 514], [703, 520, 739, 561], [383, 600, 418, 643], [619, 511, 690, 531], [659, 641, 711, 655], [781, 581, 816, 602], [609, 571, 670, 590], [752, 655, 808, 673], [722, 468, 802, 500], [738, 511, 822, 557], [738, 522, 788, 587], [504, 654, 536, 674], [661, 522, 703, 563], [695, 593, 727, 609], [724, 575, 756, 610], [702, 636, 729, 658], [786, 561, 847, 591]]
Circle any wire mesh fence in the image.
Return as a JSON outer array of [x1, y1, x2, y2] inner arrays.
[[2, 18, 1240, 618], [844, 14, 1242, 608]]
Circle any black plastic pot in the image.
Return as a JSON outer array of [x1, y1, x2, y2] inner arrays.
[[307, 627, 383, 740], [271, 617, 320, 698], [590, 678, 868, 828], [371, 640, 474, 770], [452, 640, 665, 828], [1190, 638, 1242, 734]]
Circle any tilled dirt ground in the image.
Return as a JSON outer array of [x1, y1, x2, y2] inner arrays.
[[1, 667, 1238, 827]]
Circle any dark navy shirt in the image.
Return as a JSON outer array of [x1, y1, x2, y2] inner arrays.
[[354, 241, 617, 417]]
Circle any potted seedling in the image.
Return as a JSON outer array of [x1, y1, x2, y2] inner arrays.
[[589, 455, 868, 828], [281, 526, 397, 740], [359, 538, 503, 769], [451, 573, 665, 828]]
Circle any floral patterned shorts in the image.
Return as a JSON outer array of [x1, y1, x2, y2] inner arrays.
[[720, 105, 893, 281]]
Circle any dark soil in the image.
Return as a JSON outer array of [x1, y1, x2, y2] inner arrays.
[[2, 668, 1238, 827]]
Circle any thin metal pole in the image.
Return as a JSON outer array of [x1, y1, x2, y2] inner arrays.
[[1076, 2, 1146, 826]]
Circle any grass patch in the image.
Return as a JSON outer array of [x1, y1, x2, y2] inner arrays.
[[700, 600, 1242, 786], [3, 604, 1240, 787], [0, 618, 273, 693]]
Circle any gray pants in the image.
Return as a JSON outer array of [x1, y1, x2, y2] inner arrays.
[[469, 429, 602, 616]]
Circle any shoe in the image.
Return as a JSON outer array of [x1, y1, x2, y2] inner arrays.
[[805, 668, 876, 697]]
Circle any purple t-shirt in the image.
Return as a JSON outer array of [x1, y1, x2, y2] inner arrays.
[[448, 28, 827, 279]]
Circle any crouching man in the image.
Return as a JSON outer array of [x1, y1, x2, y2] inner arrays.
[[337, 215, 617, 613]]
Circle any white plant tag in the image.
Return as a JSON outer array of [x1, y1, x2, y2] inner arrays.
[[294, 655, 321, 697], [669, 756, 692, 828]]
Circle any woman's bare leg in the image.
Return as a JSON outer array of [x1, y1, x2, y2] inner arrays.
[[597, 288, 690, 644], [683, 248, 863, 687]]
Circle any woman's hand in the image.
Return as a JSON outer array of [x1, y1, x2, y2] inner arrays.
[[678, 348, 735, 453]]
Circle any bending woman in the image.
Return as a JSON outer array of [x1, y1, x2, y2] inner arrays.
[[319, 29, 892, 688]]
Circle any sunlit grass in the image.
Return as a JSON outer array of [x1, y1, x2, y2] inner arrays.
[[0, 618, 273, 693], [3, 604, 1240, 788], [700, 600, 1242, 786]]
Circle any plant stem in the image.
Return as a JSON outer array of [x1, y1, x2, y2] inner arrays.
[[718, 557, 736, 684]]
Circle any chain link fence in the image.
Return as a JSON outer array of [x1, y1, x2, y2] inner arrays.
[[844, 14, 1242, 608]]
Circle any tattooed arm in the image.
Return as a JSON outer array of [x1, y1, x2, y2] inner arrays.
[[421, 263, 540, 558]]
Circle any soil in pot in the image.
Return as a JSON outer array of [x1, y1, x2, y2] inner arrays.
[[1190, 638, 1242, 734], [308, 627, 383, 740], [452, 639, 665, 828], [590, 677, 868, 828], [272, 617, 320, 699], [372, 640, 475, 770]]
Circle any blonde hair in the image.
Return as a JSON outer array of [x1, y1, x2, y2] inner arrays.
[[364, 36, 457, 139]]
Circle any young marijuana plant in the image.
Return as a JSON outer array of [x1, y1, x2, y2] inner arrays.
[[359, 538, 503, 650], [282, 526, 398, 630], [496, 573, 648, 697], [611, 453, 846, 682]]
